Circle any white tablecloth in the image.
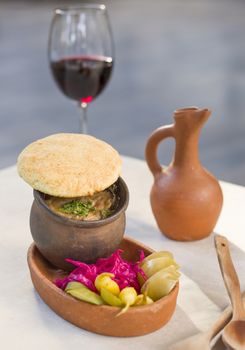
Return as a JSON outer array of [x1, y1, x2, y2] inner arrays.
[[0, 156, 244, 350]]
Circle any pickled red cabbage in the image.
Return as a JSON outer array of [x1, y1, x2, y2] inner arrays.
[[55, 249, 146, 293]]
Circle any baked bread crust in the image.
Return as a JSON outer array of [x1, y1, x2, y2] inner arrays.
[[17, 133, 122, 197]]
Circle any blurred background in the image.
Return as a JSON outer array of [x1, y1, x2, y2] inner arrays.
[[0, 0, 245, 185]]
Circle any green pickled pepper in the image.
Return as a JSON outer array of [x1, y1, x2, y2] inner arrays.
[[142, 251, 173, 264], [141, 266, 180, 301], [116, 287, 137, 316], [141, 256, 179, 278], [101, 287, 122, 307]]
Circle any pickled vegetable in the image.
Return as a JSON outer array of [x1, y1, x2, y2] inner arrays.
[[141, 256, 179, 278], [57, 248, 180, 311], [117, 287, 137, 316], [65, 281, 87, 291], [101, 287, 122, 306], [142, 251, 173, 264], [66, 286, 104, 305], [141, 266, 179, 301], [56, 249, 144, 293], [95, 273, 120, 296], [134, 294, 154, 306]]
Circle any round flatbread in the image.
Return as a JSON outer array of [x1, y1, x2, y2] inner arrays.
[[17, 133, 122, 197]]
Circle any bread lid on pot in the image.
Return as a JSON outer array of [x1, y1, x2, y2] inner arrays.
[[17, 133, 122, 197]]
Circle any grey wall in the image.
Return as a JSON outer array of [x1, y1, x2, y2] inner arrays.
[[0, 0, 245, 185]]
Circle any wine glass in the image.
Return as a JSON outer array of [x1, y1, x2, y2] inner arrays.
[[48, 4, 114, 133]]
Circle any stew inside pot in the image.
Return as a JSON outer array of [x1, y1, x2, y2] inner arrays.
[[45, 184, 118, 221]]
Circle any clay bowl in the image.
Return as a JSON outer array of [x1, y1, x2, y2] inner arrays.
[[27, 236, 179, 337], [30, 177, 129, 270]]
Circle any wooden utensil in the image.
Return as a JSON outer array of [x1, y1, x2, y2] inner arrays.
[[215, 234, 245, 350], [168, 292, 245, 350]]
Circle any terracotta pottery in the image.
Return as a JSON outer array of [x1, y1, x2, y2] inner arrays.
[[30, 177, 129, 270], [27, 236, 179, 337], [145, 107, 223, 241]]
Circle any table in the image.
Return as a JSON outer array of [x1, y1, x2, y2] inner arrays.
[[1, 156, 245, 350]]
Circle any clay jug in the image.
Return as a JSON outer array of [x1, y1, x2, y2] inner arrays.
[[145, 107, 223, 241]]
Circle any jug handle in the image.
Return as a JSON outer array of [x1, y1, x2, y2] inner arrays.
[[145, 124, 175, 176]]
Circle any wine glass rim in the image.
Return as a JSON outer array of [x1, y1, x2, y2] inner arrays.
[[55, 4, 106, 15]]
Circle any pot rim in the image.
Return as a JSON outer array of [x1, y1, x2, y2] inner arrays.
[[33, 177, 129, 227]]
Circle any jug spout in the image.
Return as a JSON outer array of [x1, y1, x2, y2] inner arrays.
[[174, 107, 211, 132], [173, 107, 211, 168]]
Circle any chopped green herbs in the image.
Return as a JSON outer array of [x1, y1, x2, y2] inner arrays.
[[48, 183, 119, 220], [100, 209, 112, 219], [59, 200, 95, 217]]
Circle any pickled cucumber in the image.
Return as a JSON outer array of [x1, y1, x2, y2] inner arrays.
[[65, 281, 87, 291], [66, 286, 104, 305]]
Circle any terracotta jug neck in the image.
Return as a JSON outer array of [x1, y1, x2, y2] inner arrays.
[[173, 107, 211, 168]]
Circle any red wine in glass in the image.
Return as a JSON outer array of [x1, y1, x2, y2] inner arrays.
[[48, 5, 114, 133], [50, 55, 113, 104]]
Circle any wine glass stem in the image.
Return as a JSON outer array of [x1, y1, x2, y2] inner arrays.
[[79, 102, 88, 134]]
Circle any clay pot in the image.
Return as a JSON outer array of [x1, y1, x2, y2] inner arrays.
[[30, 177, 129, 270], [145, 107, 223, 241], [27, 236, 179, 337]]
